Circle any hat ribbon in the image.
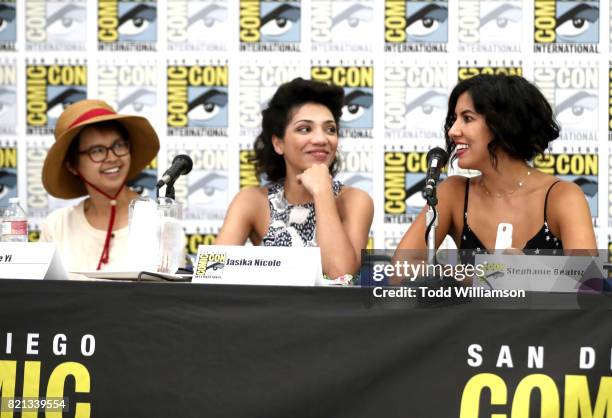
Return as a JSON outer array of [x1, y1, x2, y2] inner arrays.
[[68, 108, 116, 129]]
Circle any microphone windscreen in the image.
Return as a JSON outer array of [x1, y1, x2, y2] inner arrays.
[[172, 154, 194, 175], [426, 147, 449, 166]]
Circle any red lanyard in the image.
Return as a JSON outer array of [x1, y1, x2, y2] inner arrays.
[[76, 171, 125, 270]]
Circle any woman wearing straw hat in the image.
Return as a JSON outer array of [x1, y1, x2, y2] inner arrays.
[[40, 99, 160, 271]]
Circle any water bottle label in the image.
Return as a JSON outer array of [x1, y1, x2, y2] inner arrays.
[[2, 220, 27, 236]]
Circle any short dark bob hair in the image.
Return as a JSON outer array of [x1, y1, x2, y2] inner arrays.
[[252, 77, 344, 182], [66, 120, 130, 166], [444, 74, 560, 167]]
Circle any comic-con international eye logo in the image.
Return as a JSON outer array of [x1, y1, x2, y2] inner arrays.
[[239, 63, 301, 137], [194, 252, 227, 279], [171, 147, 229, 221], [311, 0, 374, 52], [384, 148, 446, 224], [457, 64, 523, 82], [0, 144, 17, 207], [335, 147, 373, 194], [98, 0, 157, 51], [167, 64, 229, 137], [26, 0, 86, 50], [26, 63, 88, 135], [609, 150, 612, 228], [384, 63, 447, 140], [239, 146, 260, 188], [608, 63, 612, 140], [167, 0, 229, 51], [534, 152, 598, 220], [458, 0, 522, 53], [0, 61, 16, 135], [384, 229, 404, 249], [240, 0, 301, 52], [0, 1, 16, 51], [384, 0, 448, 52], [26, 143, 46, 218], [98, 63, 157, 123], [534, 0, 599, 53], [128, 158, 157, 197], [533, 64, 598, 141], [311, 65, 373, 139]]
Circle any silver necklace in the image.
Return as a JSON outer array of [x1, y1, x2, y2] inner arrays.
[[480, 170, 531, 198]]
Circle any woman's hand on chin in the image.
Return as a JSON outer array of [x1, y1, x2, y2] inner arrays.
[[296, 164, 333, 196]]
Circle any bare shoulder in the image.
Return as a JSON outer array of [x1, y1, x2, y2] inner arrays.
[[437, 175, 469, 199], [546, 179, 587, 203], [231, 185, 268, 205], [337, 185, 374, 207], [545, 179, 592, 221]]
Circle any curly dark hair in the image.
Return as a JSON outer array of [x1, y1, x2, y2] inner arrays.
[[444, 74, 560, 167], [252, 77, 344, 182]]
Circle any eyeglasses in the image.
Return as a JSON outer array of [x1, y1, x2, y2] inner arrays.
[[78, 140, 130, 163]]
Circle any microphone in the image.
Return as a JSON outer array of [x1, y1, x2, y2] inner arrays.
[[422, 147, 449, 201], [156, 154, 193, 188]]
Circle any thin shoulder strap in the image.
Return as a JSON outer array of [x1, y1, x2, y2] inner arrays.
[[543, 180, 562, 223], [463, 178, 471, 219]]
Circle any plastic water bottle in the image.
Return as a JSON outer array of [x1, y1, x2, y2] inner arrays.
[[1, 198, 28, 242]]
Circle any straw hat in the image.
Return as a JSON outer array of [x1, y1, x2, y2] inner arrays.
[[42, 99, 160, 198]]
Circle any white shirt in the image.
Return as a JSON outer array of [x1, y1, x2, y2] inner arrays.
[[39, 200, 129, 272]]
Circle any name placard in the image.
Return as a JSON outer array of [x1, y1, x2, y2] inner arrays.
[[192, 245, 323, 286], [0, 243, 68, 280], [474, 254, 605, 292]]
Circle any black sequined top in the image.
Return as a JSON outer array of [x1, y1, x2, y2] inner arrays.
[[460, 178, 563, 255]]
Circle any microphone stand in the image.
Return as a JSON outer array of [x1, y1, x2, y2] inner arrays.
[[424, 189, 438, 265], [156, 181, 176, 200]]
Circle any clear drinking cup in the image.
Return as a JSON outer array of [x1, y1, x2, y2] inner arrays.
[[156, 198, 184, 274]]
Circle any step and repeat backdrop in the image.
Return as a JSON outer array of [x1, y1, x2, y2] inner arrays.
[[0, 0, 611, 256]]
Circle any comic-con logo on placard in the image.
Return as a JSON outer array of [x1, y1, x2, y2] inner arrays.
[[185, 228, 217, 257], [311, 64, 373, 139], [194, 251, 226, 279], [335, 146, 373, 194], [0, 143, 17, 206], [127, 158, 157, 197], [239, 0, 301, 52], [98, 0, 157, 51], [384, 0, 448, 52], [0, 61, 16, 135], [167, 63, 229, 137], [0, 1, 16, 51], [171, 147, 229, 221], [458, 0, 522, 53], [311, 0, 374, 52], [384, 63, 447, 140], [26, 0, 87, 50], [384, 147, 446, 224], [533, 0, 599, 53], [533, 63, 598, 141], [26, 62, 87, 135], [167, 0, 229, 51], [239, 63, 301, 137], [98, 62, 157, 123], [534, 151, 599, 221], [457, 63, 523, 82]]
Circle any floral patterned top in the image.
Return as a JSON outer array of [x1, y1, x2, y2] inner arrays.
[[262, 180, 344, 247]]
